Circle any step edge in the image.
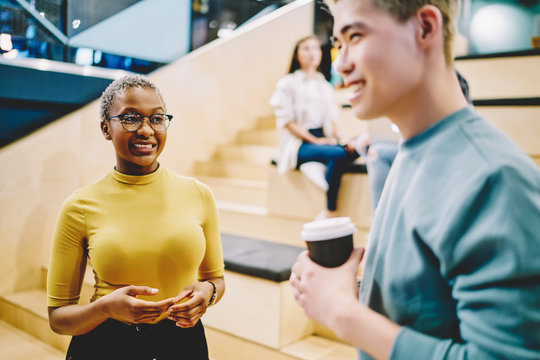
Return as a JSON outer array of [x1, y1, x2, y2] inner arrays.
[[216, 201, 268, 216], [197, 176, 268, 189]]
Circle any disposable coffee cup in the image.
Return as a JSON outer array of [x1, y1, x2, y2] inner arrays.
[[301, 217, 356, 268]]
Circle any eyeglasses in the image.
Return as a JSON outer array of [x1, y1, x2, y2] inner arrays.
[[107, 113, 173, 132]]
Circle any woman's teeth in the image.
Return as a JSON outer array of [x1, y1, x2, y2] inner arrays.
[[133, 144, 152, 149]]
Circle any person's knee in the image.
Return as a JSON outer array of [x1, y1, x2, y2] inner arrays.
[[331, 145, 347, 155], [367, 146, 379, 162]]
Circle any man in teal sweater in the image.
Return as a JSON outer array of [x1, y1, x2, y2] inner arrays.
[[290, 0, 540, 359]]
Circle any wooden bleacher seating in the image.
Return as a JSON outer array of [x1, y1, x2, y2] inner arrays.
[[2, 3, 539, 356], [267, 160, 373, 231], [204, 233, 314, 349]]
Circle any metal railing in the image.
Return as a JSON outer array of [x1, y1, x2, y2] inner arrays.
[[0, 0, 294, 73]]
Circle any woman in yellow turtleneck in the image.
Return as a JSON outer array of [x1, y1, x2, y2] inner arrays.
[[47, 74, 225, 359]]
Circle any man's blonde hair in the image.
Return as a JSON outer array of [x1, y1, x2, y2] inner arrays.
[[328, 0, 460, 64]]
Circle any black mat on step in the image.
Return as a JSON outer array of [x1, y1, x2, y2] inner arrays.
[[221, 233, 305, 282]]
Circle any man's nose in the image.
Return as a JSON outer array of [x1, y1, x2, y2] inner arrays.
[[336, 49, 353, 76]]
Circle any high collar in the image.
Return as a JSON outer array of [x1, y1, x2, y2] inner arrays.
[[111, 163, 163, 185]]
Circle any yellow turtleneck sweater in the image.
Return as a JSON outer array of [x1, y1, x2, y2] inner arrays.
[[47, 165, 224, 309]]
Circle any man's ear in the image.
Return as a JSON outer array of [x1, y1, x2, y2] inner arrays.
[[415, 5, 444, 49], [101, 121, 111, 140]]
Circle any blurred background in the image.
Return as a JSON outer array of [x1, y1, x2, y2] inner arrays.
[[1, 0, 539, 147]]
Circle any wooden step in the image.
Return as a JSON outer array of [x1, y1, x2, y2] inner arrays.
[[475, 106, 540, 156], [193, 160, 269, 181], [281, 335, 357, 360], [533, 156, 540, 168], [9, 284, 355, 360], [0, 289, 70, 352], [0, 320, 64, 359], [216, 200, 370, 249], [213, 144, 277, 165], [216, 201, 305, 247], [255, 115, 277, 130], [199, 176, 267, 207], [204, 269, 313, 349], [207, 326, 356, 360], [206, 325, 298, 360], [455, 54, 540, 100], [206, 327, 356, 360], [267, 167, 373, 230], [236, 129, 279, 146]]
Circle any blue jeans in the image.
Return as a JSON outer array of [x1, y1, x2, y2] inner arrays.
[[366, 142, 399, 211], [297, 128, 357, 211]]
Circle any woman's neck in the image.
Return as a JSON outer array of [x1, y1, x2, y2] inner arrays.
[[300, 66, 318, 78]]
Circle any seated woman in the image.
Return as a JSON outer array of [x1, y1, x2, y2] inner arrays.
[[270, 35, 358, 219]]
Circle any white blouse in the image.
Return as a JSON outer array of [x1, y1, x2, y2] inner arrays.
[[269, 70, 338, 173], [302, 77, 326, 129]]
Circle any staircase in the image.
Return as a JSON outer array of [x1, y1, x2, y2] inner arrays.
[[0, 262, 357, 360], [0, 112, 358, 359], [0, 321, 63, 359], [0, 272, 356, 360], [197, 115, 360, 359], [1, 1, 339, 357], [194, 115, 311, 247], [191, 111, 364, 359]]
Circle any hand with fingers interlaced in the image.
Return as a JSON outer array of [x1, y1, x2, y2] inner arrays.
[[102, 285, 174, 324], [167, 281, 215, 328]]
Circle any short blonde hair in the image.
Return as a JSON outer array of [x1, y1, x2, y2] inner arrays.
[[327, 0, 459, 65]]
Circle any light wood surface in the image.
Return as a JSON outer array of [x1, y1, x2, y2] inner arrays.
[[0, 321, 63, 360], [203, 271, 314, 349], [455, 55, 540, 100], [475, 106, 540, 156], [267, 167, 373, 230]]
